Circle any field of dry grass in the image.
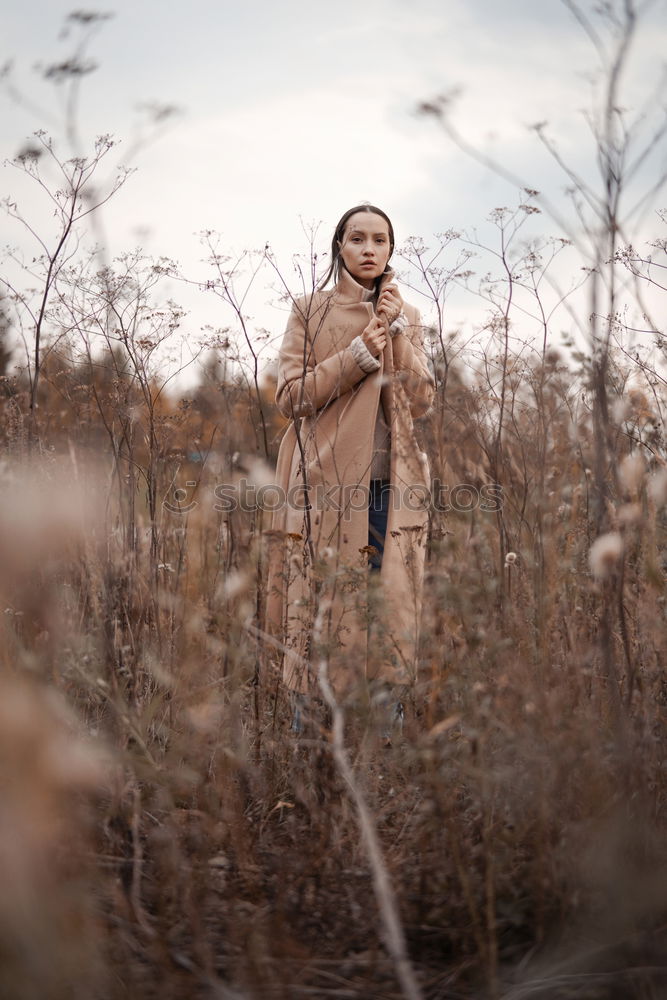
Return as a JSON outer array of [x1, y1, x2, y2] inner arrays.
[[1, 308, 667, 999], [2, 5, 667, 993]]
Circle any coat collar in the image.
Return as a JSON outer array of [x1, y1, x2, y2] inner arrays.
[[333, 265, 395, 305]]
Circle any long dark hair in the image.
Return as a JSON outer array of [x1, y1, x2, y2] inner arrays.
[[317, 203, 395, 291]]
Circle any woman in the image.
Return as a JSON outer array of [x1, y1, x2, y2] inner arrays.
[[265, 204, 434, 709]]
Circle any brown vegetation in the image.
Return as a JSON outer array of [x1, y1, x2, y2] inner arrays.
[[1, 229, 667, 996], [2, 2, 667, 997]]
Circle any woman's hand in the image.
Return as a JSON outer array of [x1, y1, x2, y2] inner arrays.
[[377, 283, 404, 325], [361, 316, 387, 358]]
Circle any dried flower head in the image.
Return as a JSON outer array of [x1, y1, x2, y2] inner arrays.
[[619, 452, 645, 494], [589, 532, 623, 579], [648, 468, 667, 508], [611, 396, 630, 424], [618, 503, 641, 525]]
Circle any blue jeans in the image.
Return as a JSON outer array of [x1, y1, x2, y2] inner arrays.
[[368, 478, 390, 571]]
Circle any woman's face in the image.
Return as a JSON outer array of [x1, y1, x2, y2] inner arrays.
[[337, 212, 392, 289]]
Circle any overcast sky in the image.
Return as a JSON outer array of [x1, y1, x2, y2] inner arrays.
[[2, 0, 666, 384]]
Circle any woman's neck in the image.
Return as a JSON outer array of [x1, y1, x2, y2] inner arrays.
[[348, 271, 377, 299], [334, 264, 391, 304]]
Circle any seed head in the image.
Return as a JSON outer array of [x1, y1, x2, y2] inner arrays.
[[619, 452, 645, 494], [589, 532, 623, 579], [648, 468, 667, 507]]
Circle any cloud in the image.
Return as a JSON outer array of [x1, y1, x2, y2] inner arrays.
[[3, 0, 665, 389], [109, 80, 452, 258]]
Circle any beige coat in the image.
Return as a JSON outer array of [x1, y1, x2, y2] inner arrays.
[[264, 267, 435, 696]]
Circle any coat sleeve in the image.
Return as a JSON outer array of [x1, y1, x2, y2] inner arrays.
[[275, 300, 370, 420], [391, 307, 435, 420]]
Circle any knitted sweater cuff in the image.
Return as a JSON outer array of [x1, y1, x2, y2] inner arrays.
[[388, 311, 408, 337], [350, 335, 381, 373]]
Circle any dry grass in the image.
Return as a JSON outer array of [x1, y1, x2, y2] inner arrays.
[[2, 10, 667, 981], [1, 326, 667, 1000]]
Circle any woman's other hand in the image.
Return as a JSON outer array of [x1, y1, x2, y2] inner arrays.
[[361, 316, 387, 358], [377, 283, 404, 325]]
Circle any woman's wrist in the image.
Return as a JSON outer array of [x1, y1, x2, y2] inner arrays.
[[349, 335, 381, 373], [388, 311, 408, 337]]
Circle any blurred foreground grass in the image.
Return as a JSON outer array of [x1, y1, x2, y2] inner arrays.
[[1, 341, 667, 1000]]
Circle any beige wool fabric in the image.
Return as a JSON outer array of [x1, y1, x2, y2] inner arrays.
[[264, 266, 435, 696]]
